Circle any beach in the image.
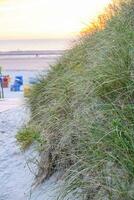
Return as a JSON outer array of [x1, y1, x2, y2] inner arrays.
[[0, 51, 63, 101], [0, 50, 63, 71]]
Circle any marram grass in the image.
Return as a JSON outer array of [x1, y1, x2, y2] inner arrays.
[[18, 0, 134, 199]]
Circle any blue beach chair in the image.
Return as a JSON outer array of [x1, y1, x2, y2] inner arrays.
[[10, 76, 23, 92]]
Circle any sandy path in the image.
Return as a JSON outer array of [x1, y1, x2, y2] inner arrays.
[[0, 106, 61, 200], [0, 98, 24, 112]]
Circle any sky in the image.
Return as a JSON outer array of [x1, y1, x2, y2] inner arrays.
[[0, 0, 112, 39]]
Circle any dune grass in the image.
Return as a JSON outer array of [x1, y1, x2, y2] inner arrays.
[[16, 126, 41, 150], [19, 0, 134, 199]]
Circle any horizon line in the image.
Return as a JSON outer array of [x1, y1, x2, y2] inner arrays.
[[0, 36, 75, 41]]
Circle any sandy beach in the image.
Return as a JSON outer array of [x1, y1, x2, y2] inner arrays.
[[0, 51, 62, 102], [0, 51, 62, 71]]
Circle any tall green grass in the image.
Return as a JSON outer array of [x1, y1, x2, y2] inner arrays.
[[26, 0, 134, 199]]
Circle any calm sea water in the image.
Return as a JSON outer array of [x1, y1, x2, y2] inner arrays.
[[0, 38, 73, 51]]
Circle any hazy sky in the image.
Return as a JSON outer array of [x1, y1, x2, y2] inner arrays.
[[0, 0, 111, 39]]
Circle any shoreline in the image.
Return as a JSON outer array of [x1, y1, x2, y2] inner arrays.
[[0, 49, 65, 56], [0, 52, 61, 71]]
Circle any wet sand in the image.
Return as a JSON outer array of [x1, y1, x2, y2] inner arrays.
[[0, 52, 62, 71]]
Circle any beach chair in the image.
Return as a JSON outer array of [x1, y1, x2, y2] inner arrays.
[[10, 76, 23, 92]]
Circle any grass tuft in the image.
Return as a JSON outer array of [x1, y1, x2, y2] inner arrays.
[[16, 126, 41, 150]]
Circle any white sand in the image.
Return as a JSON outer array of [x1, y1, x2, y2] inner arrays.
[[0, 97, 24, 112], [0, 106, 61, 200]]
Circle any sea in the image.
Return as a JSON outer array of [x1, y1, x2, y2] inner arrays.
[[0, 38, 73, 52]]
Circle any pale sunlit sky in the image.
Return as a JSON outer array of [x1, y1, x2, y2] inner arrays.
[[0, 0, 112, 39]]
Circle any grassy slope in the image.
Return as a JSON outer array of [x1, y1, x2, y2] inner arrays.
[[26, 0, 134, 199]]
